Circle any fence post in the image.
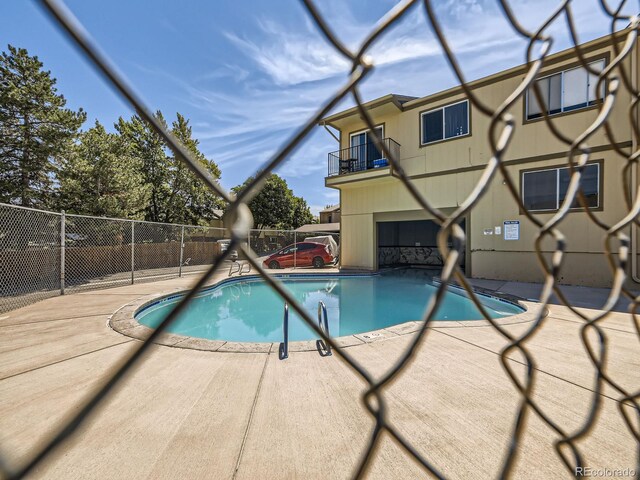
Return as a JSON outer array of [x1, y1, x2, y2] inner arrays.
[[294, 231, 297, 269], [60, 210, 65, 295], [179, 226, 184, 277], [131, 221, 135, 285]]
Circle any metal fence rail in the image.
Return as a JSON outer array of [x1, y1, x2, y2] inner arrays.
[[0, 203, 338, 314], [0, 0, 638, 479]]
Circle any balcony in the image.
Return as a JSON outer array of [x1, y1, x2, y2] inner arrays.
[[327, 138, 400, 177]]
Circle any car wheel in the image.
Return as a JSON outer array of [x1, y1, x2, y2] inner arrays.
[[269, 260, 280, 269], [312, 257, 324, 268]]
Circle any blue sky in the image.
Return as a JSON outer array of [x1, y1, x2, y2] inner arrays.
[[0, 1, 631, 215]]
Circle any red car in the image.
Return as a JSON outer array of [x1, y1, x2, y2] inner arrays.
[[263, 242, 334, 269]]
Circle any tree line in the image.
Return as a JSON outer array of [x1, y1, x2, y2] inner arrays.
[[0, 45, 314, 229]]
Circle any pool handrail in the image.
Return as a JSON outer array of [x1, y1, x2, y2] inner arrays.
[[228, 260, 252, 277], [316, 301, 332, 357], [279, 303, 289, 360]]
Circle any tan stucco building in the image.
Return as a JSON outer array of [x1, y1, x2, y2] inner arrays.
[[322, 29, 638, 288], [319, 204, 341, 224]]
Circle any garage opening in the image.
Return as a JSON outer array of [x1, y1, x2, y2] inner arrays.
[[377, 219, 466, 271]]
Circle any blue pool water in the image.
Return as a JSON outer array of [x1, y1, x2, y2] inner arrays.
[[136, 270, 523, 343]]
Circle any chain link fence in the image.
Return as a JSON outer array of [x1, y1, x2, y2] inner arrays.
[[0, 202, 338, 314], [0, 204, 61, 313], [1, 0, 639, 479], [182, 224, 229, 275], [62, 212, 134, 292], [247, 228, 339, 267]]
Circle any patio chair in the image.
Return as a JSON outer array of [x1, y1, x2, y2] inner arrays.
[[339, 159, 352, 175]]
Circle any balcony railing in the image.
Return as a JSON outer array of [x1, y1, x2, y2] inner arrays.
[[327, 137, 400, 177]]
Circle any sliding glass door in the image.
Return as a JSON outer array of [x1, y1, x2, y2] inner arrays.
[[350, 126, 383, 171]]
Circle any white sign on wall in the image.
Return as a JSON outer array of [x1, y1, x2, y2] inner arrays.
[[494, 226, 501, 235], [503, 220, 520, 241]]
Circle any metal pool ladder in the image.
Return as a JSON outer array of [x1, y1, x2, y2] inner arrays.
[[278, 301, 332, 360], [228, 260, 251, 277], [316, 301, 332, 357], [279, 303, 289, 360]]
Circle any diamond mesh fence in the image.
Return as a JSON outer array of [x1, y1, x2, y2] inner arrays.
[[1, 0, 639, 479], [63, 213, 133, 292], [0, 203, 338, 313], [0, 204, 61, 314], [131, 221, 182, 282], [248, 229, 295, 258], [182, 225, 229, 275], [247, 229, 339, 268]]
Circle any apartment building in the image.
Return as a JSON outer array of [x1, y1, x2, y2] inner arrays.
[[321, 29, 637, 288]]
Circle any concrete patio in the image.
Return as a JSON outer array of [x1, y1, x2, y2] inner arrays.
[[0, 270, 637, 479]]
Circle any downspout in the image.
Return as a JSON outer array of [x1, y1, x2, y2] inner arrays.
[[320, 122, 342, 268], [631, 39, 640, 283]]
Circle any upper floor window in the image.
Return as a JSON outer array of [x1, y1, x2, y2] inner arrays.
[[526, 59, 605, 120], [521, 162, 600, 212], [420, 100, 469, 146]]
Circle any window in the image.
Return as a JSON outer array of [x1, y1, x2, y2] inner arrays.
[[522, 169, 557, 210], [522, 163, 600, 211], [420, 100, 469, 145], [526, 59, 605, 119]]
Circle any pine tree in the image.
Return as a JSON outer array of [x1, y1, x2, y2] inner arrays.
[[57, 121, 149, 218], [115, 112, 171, 222], [0, 45, 85, 207], [116, 112, 222, 224], [166, 113, 222, 224]]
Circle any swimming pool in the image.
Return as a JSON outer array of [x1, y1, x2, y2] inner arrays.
[[135, 270, 524, 343]]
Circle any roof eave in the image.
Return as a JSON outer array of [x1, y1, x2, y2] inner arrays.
[[321, 27, 632, 121], [319, 93, 416, 125]]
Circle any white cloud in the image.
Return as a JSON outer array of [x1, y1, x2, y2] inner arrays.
[[195, 64, 250, 83], [223, 30, 349, 86], [137, 0, 623, 201], [440, 0, 484, 18], [219, 2, 526, 87]]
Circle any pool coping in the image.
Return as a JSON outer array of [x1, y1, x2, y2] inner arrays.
[[108, 272, 547, 353]]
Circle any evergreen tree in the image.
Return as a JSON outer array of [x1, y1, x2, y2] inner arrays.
[[116, 112, 222, 224], [0, 44, 222, 224], [166, 113, 222, 224], [115, 111, 170, 222], [57, 121, 149, 218], [0, 45, 86, 207]]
